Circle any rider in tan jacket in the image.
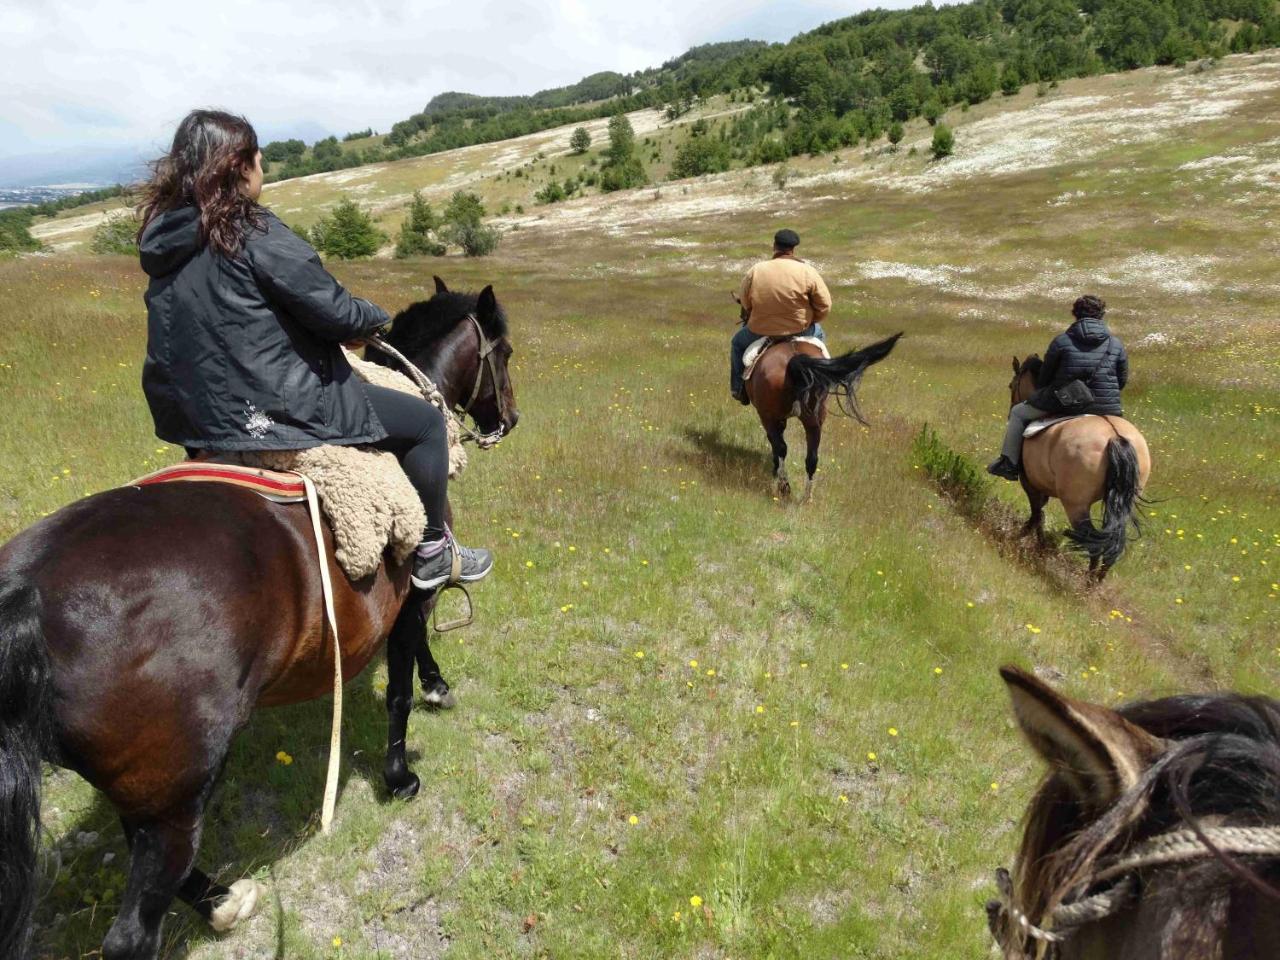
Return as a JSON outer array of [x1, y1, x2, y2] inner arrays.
[[731, 229, 831, 403]]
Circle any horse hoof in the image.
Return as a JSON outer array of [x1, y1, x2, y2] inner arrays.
[[391, 772, 421, 801], [423, 682, 456, 709], [209, 879, 265, 934]]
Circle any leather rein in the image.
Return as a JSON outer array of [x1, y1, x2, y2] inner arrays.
[[454, 313, 508, 448]]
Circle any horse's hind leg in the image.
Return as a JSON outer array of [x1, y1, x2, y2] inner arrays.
[[800, 416, 821, 504], [104, 815, 204, 960], [385, 602, 424, 800], [764, 420, 790, 498]]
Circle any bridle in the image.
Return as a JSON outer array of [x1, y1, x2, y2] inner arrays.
[[366, 313, 508, 450], [453, 313, 509, 448], [989, 825, 1280, 957]]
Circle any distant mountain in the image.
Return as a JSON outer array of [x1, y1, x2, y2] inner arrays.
[[0, 146, 149, 190]]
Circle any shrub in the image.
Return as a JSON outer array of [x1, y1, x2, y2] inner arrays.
[[911, 425, 988, 517], [91, 214, 140, 255], [0, 209, 40, 254], [922, 98, 943, 126], [535, 180, 567, 204], [441, 191, 499, 257], [931, 124, 954, 160], [772, 164, 791, 189], [671, 135, 731, 178], [887, 121, 904, 148], [310, 196, 385, 259], [569, 127, 591, 154], [451, 223, 500, 257], [395, 192, 446, 258]]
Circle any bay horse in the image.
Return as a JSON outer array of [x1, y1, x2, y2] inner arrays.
[[0, 282, 517, 960], [1009, 356, 1150, 579], [734, 298, 900, 502], [990, 665, 1280, 958]]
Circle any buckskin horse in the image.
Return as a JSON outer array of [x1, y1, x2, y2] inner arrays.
[[0, 281, 517, 960], [990, 665, 1280, 958], [1009, 356, 1150, 579], [734, 296, 900, 502]]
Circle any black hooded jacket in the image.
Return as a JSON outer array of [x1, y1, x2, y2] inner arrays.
[[1033, 316, 1129, 415], [140, 207, 390, 450]]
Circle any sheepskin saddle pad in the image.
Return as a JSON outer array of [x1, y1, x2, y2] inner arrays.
[[743, 335, 830, 382], [1023, 414, 1091, 438]]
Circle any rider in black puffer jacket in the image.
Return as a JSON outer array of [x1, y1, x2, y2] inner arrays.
[[988, 295, 1129, 481], [1034, 306, 1128, 416]]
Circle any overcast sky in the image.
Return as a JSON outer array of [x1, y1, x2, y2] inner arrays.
[[1, 0, 902, 161]]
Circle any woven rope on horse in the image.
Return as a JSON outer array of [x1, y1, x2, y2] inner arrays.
[[363, 333, 502, 451], [993, 825, 1280, 952]]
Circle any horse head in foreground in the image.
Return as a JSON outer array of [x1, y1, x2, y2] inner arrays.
[[0, 280, 516, 960], [991, 665, 1280, 959], [1009, 356, 1150, 580], [733, 294, 900, 503]]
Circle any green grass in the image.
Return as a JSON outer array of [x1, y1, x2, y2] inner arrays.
[[4, 56, 1279, 960]]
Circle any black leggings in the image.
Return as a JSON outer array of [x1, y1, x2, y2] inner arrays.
[[365, 385, 448, 539]]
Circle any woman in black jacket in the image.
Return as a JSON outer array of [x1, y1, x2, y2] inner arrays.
[[988, 295, 1130, 480], [138, 109, 491, 590]]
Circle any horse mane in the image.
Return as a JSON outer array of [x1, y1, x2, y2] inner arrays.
[[383, 289, 508, 357], [1021, 355, 1043, 380], [1016, 692, 1280, 930]]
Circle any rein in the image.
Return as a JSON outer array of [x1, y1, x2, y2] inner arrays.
[[990, 825, 1280, 956], [365, 315, 504, 449]]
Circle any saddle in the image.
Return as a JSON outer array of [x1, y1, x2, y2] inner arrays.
[[1022, 413, 1093, 438], [742, 335, 830, 382]]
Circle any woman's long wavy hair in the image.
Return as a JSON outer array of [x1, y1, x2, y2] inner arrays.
[[137, 109, 263, 258]]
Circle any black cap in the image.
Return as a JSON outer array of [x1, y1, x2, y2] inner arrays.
[[773, 229, 800, 249]]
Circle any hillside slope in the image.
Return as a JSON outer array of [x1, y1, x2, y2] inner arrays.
[[5, 52, 1277, 960]]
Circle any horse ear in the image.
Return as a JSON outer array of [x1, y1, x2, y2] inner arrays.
[[477, 284, 496, 317], [1012, 356, 1020, 374], [1000, 666, 1165, 810], [731, 291, 741, 304], [433, 275, 448, 294]]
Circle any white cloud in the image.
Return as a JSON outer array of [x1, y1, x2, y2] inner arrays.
[[1, 0, 884, 157]]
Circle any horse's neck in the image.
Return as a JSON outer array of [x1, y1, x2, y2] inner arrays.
[[417, 324, 473, 409]]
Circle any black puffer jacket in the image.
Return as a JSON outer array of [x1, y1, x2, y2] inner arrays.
[[141, 207, 389, 450], [1034, 317, 1129, 415]]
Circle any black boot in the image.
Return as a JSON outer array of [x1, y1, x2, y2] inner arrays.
[[986, 456, 1020, 482]]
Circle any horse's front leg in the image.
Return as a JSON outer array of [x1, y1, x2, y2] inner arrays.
[[383, 602, 423, 800], [415, 592, 456, 708]]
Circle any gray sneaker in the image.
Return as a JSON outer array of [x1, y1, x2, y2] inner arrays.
[[412, 538, 494, 591]]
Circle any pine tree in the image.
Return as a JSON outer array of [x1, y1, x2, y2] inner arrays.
[[931, 123, 954, 160], [600, 113, 646, 192], [395, 192, 446, 258], [311, 196, 385, 259], [570, 127, 591, 154]]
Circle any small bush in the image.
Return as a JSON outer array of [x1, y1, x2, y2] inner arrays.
[[535, 180, 567, 204], [887, 121, 904, 148], [911, 425, 988, 517], [772, 164, 791, 190], [0, 209, 41, 254], [451, 223, 500, 257], [931, 124, 954, 161], [311, 196, 385, 259], [91, 214, 140, 255], [395, 192, 446, 258], [570, 127, 591, 154]]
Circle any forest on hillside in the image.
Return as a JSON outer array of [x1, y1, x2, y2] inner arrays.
[[259, 0, 1279, 181]]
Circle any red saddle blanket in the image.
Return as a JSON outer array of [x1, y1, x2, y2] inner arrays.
[[132, 462, 307, 503]]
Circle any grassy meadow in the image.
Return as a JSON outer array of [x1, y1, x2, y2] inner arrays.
[[2, 55, 1278, 960]]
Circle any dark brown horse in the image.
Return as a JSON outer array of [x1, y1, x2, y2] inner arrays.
[[991, 666, 1280, 959], [734, 298, 900, 502], [0, 282, 517, 960], [1009, 356, 1150, 579]]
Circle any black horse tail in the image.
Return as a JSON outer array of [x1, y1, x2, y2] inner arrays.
[[0, 577, 51, 960], [786, 333, 902, 423], [1065, 436, 1142, 568]]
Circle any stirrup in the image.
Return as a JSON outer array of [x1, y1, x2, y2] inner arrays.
[[427, 546, 474, 632]]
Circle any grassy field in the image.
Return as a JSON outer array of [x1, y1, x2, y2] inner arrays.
[[2, 54, 1278, 960]]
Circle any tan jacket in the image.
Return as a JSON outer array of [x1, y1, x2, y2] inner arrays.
[[739, 254, 832, 336]]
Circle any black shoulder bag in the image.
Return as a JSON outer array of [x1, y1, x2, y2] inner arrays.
[[1049, 338, 1112, 412]]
